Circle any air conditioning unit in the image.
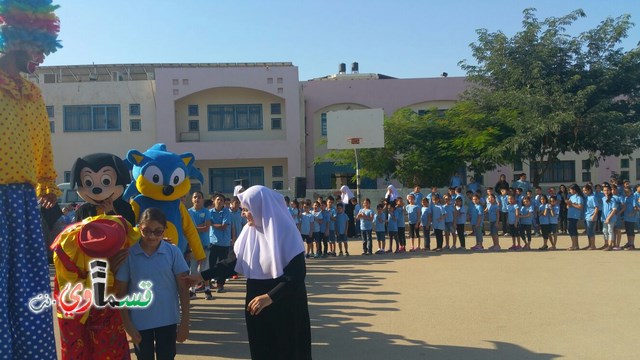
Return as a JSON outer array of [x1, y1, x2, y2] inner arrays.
[[111, 71, 124, 82], [88, 72, 98, 81], [43, 73, 57, 83]]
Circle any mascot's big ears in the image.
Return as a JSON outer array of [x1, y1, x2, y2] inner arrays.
[[70, 153, 131, 190]]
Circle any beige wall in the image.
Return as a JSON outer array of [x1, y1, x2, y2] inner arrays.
[[41, 80, 158, 183], [175, 87, 287, 142]]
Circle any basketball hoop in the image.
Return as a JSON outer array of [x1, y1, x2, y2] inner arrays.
[[347, 137, 362, 145]]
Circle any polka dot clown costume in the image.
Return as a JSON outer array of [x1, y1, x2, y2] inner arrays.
[[0, 1, 62, 359]]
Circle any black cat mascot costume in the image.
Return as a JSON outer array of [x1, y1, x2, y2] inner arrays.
[[71, 153, 135, 226]]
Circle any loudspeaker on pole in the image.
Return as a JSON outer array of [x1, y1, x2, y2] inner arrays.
[[293, 177, 306, 199]]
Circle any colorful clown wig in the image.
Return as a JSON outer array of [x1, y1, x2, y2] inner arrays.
[[0, 0, 62, 55]]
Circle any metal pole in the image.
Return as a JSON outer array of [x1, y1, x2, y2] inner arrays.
[[355, 148, 361, 201]]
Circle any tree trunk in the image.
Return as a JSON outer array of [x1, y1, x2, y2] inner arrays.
[[532, 171, 541, 188]]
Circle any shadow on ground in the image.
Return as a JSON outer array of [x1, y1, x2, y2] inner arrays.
[[173, 250, 561, 359]]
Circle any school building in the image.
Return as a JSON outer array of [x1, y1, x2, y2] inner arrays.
[[32, 63, 304, 195], [30, 62, 640, 197]]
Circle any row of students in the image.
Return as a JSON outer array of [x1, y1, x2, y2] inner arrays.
[[565, 183, 638, 251], [344, 184, 638, 254], [287, 179, 639, 257], [186, 192, 246, 300], [291, 197, 351, 258], [411, 182, 639, 251]]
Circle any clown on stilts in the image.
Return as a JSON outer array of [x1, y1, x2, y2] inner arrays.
[[0, 0, 62, 359]]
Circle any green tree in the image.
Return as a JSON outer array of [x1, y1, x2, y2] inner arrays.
[[319, 108, 464, 187], [454, 8, 640, 186]]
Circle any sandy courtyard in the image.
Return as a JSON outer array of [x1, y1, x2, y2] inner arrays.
[[53, 235, 639, 359]]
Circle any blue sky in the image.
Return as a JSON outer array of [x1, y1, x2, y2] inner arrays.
[[45, 0, 640, 80]]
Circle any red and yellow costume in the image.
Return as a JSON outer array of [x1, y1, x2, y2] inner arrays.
[[51, 215, 140, 360]]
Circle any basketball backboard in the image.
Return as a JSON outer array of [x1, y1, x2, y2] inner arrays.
[[326, 108, 385, 149]]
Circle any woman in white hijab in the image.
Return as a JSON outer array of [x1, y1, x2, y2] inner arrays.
[[337, 185, 357, 237], [184, 185, 311, 359], [385, 184, 399, 202], [233, 184, 245, 196], [339, 185, 354, 204]]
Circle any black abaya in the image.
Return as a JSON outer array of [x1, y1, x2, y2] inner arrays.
[[201, 252, 312, 360], [345, 201, 356, 237]]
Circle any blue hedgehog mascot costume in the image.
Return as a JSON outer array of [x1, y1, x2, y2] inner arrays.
[[123, 144, 206, 261]]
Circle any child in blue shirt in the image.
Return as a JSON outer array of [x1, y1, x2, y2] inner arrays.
[[374, 204, 387, 254], [356, 198, 374, 255], [289, 199, 301, 231], [528, 189, 538, 235], [453, 187, 464, 203], [537, 195, 551, 250], [405, 194, 421, 251], [611, 184, 625, 250], [443, 195, 455, 250], [583, 185, 599, 250], [593, 184, 605, 234], [326, 197, 338, 256], [188, 191, 212, 299], [601, 185, 619, 250], [499, 188, 509, 236], [395, 198, 406, 252], [319, 200, 330, 257], [387, 202, 399, 253], [469, 195, 485, 250], [547, 196, 560, 249], [420, 197, 432, 250], [229, 196, 246, 243], [431, 194, 446, 251], [311, 201, 323, 258], [209, 194, 232, 293], [453, 197, 467, 250], [485, 194, 500, 251], [566, 184, 584, 250], [117, 208, 190, 359], [300, 202, 314, 257], [518, 197, 534, 249], [507, 195, 520, 250], [515, 188, 524, 206], [622, 187, 637, 250], [353, 200, 362, 238], [335, 203, 350, 256]]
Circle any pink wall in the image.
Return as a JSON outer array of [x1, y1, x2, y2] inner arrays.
[[301, 76, 468, 187]]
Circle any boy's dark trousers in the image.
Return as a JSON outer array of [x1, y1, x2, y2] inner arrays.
[[322, 233, 329, 254], [434, 229, 444, 248], [500, 212, 508, 233], [209, 245, 230, 288], [422, 225, 431, 249], [361, 230, 372, 253], [456, 224, 466, 248], [135, 324, 177, 360]]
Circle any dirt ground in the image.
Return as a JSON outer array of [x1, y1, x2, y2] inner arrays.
[[53, 234, 640, 359]]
